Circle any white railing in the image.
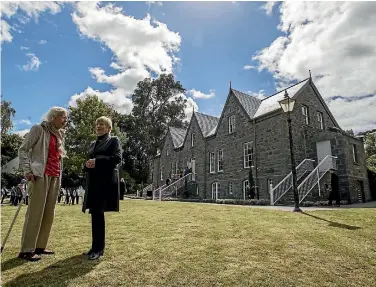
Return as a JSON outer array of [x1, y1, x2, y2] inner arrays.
[[158, 173, 193, 201], [142, 184, 154, 197], [271, 159, 316, 205], [152, 184, 166, 200], [298, 155, 337, 203]]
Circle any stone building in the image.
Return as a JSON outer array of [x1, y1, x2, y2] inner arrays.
[[152, 78, 371, 204]]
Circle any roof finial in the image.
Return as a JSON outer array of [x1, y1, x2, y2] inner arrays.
[[230, 81, 232, 90], [309, 70, 312, 79]]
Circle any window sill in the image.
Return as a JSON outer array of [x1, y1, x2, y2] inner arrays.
[[218, 170, 224, 173]]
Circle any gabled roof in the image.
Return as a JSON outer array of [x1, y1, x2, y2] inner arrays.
[[231, 89, 262, 118], [169, 126, 187, 149], [253, 79, 310, 118], [195, 112, 219, 138]]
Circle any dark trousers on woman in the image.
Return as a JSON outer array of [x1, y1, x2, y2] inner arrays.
[[91, 211, 105, 252]]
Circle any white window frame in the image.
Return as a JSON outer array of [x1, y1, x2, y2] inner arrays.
[[229, 181, 233, 195], [317, 112, 323, 130], [243, 142, 253, 168], [243, 180, 249, 200], [211, 182, 219, 200], [209, 152, 215, 173], [228, 115, 236, 134], [217, 149, 223, 172], [160, 166, 164, 181], [191, 133, 195, 147], [353, 144, 358, 163], [302, 105, 309, 125]]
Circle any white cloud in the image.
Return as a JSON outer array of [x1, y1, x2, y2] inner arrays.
[[13, 129, 30, 137], [69, 86, 134, 115], [261, 1, 277, 16], [20, 46, 30, 50], [188, 89, 216, 100], [39, 39, 47, 45], [247, 90, 266, 100], [70, 1, 182, 115], [243, 65, 256, 70], [1, 20, 13, 43], [14, 119, 32, 125], [146, 1, 163, 8], [251, 2, 376, 132], [0, 1, 62, 45], [21, 53, 41, 71]]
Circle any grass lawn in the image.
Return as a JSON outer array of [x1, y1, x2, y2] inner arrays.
[[1, 200, 376, 287]]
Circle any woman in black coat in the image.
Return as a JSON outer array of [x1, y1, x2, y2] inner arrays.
[[82, 116, 121, 260]]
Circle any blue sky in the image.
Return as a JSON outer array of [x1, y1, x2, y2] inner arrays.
[[2, 1, 375, 134]]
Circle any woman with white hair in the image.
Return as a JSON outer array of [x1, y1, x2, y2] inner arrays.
[[82, 116, 121, 260], [18, 106, 67, 261]]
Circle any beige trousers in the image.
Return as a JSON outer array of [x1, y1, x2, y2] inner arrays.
[[20, 175, 60, 253]]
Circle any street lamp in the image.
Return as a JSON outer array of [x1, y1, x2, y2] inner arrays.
[[278, 90, 302, 212]]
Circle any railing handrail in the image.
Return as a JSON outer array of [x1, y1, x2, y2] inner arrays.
[[159, 173, 193, 195], [142, 183, 153, 192], [270, 159, 315, 194], [297, 155, 337, 190]]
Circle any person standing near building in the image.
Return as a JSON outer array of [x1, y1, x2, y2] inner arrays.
[[329, 169, 340, 207], [18, 106, 67, 261]]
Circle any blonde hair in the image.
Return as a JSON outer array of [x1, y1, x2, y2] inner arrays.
[[42, 107, 67, 122], [96, 116, 112, 131]]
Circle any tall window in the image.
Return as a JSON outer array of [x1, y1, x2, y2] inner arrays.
[[243, 179, 249, 200], [302, 105, 309, 125], [171, 162, 174, 175], [317, 112, 323, 130], [229, 181, 233, 195], [353, 144, 358, 163], [160, 166, 164, 181], [212, 182, 219, 200], [191, 133, 195, 147], [244, 142, 254, 168], [228, 115, 236, 134], [209, 152, 215, 173], [175, 161, 179, 175], [217, 150, 223, 172]]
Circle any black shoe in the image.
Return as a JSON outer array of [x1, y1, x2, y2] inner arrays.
[[82, 249, 94, 256], [18, 252, 41, 262], [35, 248, 55, 255], [88, 250, 104, 260]]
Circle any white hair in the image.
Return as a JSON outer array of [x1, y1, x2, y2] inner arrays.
[[42, 106, 67, 122]]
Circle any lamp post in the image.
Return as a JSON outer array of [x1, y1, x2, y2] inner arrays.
[[278, 90, 302, 212]]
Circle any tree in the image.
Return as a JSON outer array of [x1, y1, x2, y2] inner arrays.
[[64, 95, 126, 174], [365, 133, 376, 172], [1, 99, 24, 165], [1, 98, 16, 137], [124, 73, 187, 182]]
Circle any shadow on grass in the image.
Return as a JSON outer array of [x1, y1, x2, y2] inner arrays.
[[3, 255, 99, 287], [302, 212, 362, 230], [1, 257, 28, 272]]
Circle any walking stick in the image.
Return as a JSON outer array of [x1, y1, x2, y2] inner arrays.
[[1, 195, 25, 253]]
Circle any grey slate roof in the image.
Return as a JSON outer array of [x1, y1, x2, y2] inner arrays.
[[231, 89, 262, 118], [195, 112, 219, 138], [169, 126, 187, 149], [253, 79, 309, 118]]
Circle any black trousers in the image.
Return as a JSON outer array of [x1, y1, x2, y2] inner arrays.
[[91, 211, 105, 252], [329, 191, 340, 205]]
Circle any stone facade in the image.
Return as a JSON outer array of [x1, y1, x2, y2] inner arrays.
[[152, 79, 371, 204]]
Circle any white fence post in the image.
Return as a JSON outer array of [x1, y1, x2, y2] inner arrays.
[[270, 183, 274, 205]]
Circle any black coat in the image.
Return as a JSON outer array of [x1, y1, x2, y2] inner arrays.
[[82, 134, 121, 213], [331, 173, 339, 194]]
